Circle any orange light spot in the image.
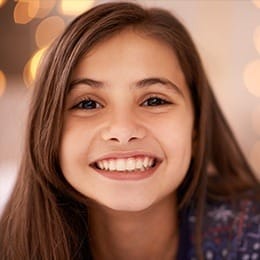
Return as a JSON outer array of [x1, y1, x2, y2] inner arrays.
[[14, 0, 39, 24], [0, 70, 6, 96], [252, 0, 260, 8], [243, 60, 260, 97], [35, 16, 65, 48], [59, 0, 95, 16], [0, 0, 7, 8], [36, 0, 56, 18], [23, 48, 47, 87]]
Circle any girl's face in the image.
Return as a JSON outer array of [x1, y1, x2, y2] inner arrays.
[[60, 30, 194, 212]]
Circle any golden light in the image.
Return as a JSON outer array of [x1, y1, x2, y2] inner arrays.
[[14, 0, 40, 24], [35, 16, 65, 48], [249, 140, 260, 178], [0, 70, 6, 96], [0, 0, 7, 8], [23, 48, 47, 87], [59, 0, 95, 16], [252, 0, 260, 8], [243, 60, 260, 97], [252, 105, 260, 136], [30, 48, 47, 80], [253, 26, 260, 55], [36, 0, 56, 18], [28, 0, 40, 19], [23, 61, 32, 88]]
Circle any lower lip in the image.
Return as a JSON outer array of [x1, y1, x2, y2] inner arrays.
[[92, 164, 159, 181]]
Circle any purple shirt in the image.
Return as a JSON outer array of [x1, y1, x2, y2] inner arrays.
[[178, 197, 260, 259]]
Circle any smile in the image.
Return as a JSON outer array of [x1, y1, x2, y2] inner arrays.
[[93, 156, 157, 172]]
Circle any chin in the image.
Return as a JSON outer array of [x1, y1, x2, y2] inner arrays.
[[109, 203, 152, 213], [95, 196, 156, 213]]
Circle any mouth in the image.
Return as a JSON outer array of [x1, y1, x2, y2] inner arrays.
[[90, 156, 159, 173]]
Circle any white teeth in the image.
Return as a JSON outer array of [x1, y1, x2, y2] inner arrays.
[[126, 158, 136, 171], [103, 160, 109, 170], [95, 156, 156, 172], [109, 159, 116, 171], [136, 159, 143, 169], [143, 157, 149, 168], [116, 159, 125, 171], [97, 161, 104, 170], [148, 158, 153, 167]]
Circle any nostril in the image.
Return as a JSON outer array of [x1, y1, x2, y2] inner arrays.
[[129, 137, 138, 142], [107, 136, 139, 143], [109, 137, 120, 142], [101, 124, 146, 143]]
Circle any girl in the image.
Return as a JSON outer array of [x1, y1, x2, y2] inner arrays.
[[0, 2, 259, 259]]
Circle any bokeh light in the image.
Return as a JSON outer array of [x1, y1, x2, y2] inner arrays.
[[35, 16, 65, 48], [253, 26, 260, 55], [252, 0, 260, 8], [59, 0, 95, 16], [252, 105, 260, 136], [250, 140, 260, 176], [27, 0, 40, 19], [36, 0, 56, 18], [23, 47, 47, 87], [0, 0, 7, 8], [14, 0, 40, 24], [243, 59, 260, 97], [0, 70, 6, 96]]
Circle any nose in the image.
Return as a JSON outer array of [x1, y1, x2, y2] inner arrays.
[[101, 110, 146, 144]]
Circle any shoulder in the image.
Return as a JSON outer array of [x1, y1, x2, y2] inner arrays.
[[188, 196, 260, 260]]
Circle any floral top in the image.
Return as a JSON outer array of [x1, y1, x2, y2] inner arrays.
[[178, 197, 260, 260]]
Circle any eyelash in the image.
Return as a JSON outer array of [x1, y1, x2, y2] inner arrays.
[[72, 97, 103, 110], [72, 95, 172, 110], [142, 95, 172, 107]]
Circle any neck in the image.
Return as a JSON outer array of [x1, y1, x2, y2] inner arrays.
[[88, 195, 179, 260]]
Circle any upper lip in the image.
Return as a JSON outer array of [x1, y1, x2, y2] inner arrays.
[[89, 151, 162, 165]]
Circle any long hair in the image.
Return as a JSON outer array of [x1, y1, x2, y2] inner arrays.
[[0, 2, 259, 259]]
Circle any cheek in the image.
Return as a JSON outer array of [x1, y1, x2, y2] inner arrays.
[[151, 110, 194, 153], [59, 120, 96, 175], [59, 121, 100, 198], [151, 113, 193, 189], [167, 118, 193, 169]]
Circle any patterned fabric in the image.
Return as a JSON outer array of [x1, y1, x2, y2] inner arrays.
[[186, 198, 260, 260]]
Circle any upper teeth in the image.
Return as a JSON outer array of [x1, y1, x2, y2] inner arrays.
[[95, 157, 155, 172]]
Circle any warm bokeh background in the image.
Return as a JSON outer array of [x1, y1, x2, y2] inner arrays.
[[1, 0, 260, 213]]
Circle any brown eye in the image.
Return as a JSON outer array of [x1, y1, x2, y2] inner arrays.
[[142, 97, 171, 106]]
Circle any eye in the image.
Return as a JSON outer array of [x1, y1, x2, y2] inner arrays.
[[142, 96, 172, 107], [73, 98, 103, 110]]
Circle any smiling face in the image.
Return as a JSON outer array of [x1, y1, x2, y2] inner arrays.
[[59, 30, 195, 212]]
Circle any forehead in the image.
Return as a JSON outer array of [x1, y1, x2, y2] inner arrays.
[[71, 29, 189, 96]]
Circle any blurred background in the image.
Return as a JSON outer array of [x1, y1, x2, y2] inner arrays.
[[0, 0, 260, 213]]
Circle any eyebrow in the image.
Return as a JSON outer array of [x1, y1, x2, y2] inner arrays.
[[69, 77, 184, 98]]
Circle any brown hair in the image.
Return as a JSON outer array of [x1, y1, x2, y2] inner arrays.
[[0, 2, 259, 259]]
